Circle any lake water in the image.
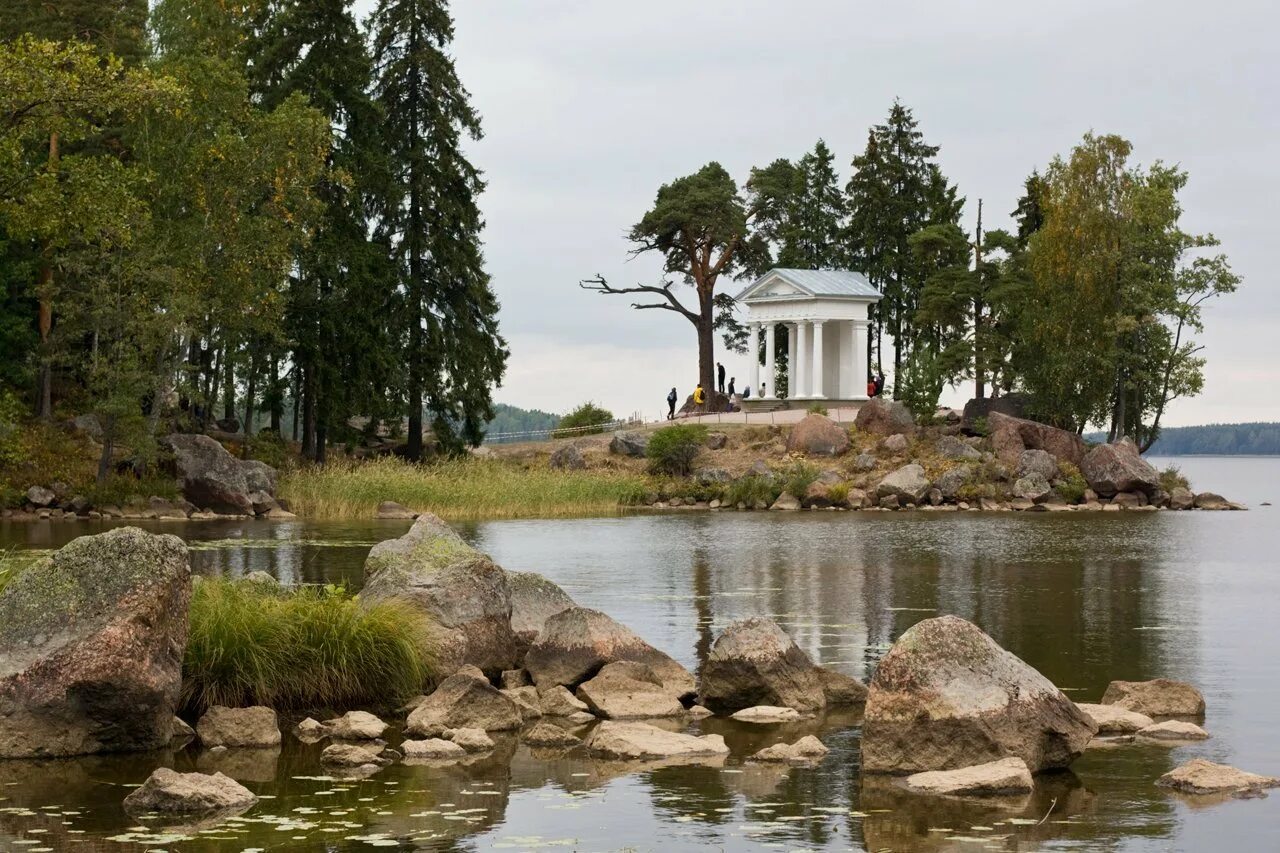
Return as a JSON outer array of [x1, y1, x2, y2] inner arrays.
[[0, 456, 1277, 851]]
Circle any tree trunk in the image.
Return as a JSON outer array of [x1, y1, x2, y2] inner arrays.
[[973, 200, 986, 400], [314, 412, 327, 466], [269, 353, 282, 434], [33, 132, 59, 420], [404, 24, 425, 461], [221, 348, 235, 423], [696, 287, 715, 403], [243, 352, 257, 437], [96, 414, 116, 484], [301, 364, 315, 458], [291, 366, 300, 442]]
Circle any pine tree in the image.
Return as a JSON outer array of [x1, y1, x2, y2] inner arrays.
[[369, 0, 507, 457], [252, 0, 396, 461], [845, 101, 962, 383]]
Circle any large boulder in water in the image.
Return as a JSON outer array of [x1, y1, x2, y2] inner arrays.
[[1100, 678, 1205, 716], [162, 433, 273, 515], [698, 617, 845, 714], [0, 527, 191, 758], [862, 615, 1095, 774], [523, 607, 695, 698], [1080, 439, 1160, 498], [123, 768, 257, 816], [785, 414, 851, 457], [404, 673, 523, 737], [987, 412, 1086, 470], [360, 513, 518, 676], [855, 398, 916, 437], [508, 571, 576, 658]]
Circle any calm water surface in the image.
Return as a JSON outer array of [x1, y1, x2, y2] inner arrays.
[[0, 456, 1277, 851]]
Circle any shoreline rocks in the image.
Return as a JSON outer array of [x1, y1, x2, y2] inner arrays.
[[123, 768, 257, 815], [575, 661, 685, 719], [751, 735, 829, 763], [0, 527, 191, 758], [901, 757, 1034, 797], [584, 721, 729, 760], [1100, 679, 1205, 717], [698, 617, 829, 714], [196, 706, 282, 749], [862, 616, 1095, 774], [1157, 759, 1280, 797], [405, 673, 522, 737]]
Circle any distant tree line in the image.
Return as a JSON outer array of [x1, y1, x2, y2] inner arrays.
[[585, 102, 1240, 450], [0, 0, 507, 481], [482, 403, 561, 442], [1113, 423, 1280, 456]]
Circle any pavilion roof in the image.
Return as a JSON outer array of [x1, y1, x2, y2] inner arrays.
[[735, 268, 881, 302]]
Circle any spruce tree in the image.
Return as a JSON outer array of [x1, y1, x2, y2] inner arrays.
[[369, 0, 507, 457], [0, 1, 148, 62]]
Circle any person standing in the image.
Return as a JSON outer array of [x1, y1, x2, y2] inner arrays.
[[874, 373, 885, 397], [717, 362, 726, 395], [727, 377, 736, 397], [666, 387, 678, 420]]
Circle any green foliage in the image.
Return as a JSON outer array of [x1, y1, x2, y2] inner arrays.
[[245, 430, 290, 471], [484, 403, 561, 442], [806, 402, 829, 416], [646, 425, 708, 477], [826, 482, 851, 506], [554, 402, 614, 437], [956, 481, 1000, 501], [84, 473, 179, 508], [1054, 461, 1089, 504], [781, 461, 819, 499], [182, 577, 437, 714], [1159, 465, 1190, 494], [723, 474, 778, 507], [0, 390, 24, 469]]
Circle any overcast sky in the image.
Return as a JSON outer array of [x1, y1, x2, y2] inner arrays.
[[356, 0, 1277, 425]]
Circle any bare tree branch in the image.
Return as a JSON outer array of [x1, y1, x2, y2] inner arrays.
[[579, 274, 698, 323]]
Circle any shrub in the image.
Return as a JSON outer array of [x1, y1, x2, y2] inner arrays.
[[646, 424, 707, 476], [245, 430, 291, 470], [84, 472, 180, 507], [956, 481, 1000, 501], [969, 416, 989, 438], [806, 402, 829, 417], [553, 401, 614, 438], [781, 461, 819, 498], [826, 482, 851, 506], [1054, 461, 1089, 503], [182, 578, 437, 714], [724, 474, 778, 507], [1159, 465, 1190, 493]]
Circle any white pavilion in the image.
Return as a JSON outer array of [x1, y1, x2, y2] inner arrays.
[[735, 268, 881, 410]]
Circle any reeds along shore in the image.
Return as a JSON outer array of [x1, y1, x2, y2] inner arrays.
[[279, 456, 649, 521]]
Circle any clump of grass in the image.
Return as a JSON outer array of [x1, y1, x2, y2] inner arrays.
[[0, 549, 20, 596], [724, 474, 778, 507], [646, 424, 707, 476], [806, 402, 829, 416], [781, 461, 819, 498], [84, 472, 180, 507], [956, 481, 1000, 501], [183, 578, 437, 715], [1054, 460, 1089, 503], [826, 482, 851, 506], [1159, 464, 1190, 493], [280, 456, 650, 520]]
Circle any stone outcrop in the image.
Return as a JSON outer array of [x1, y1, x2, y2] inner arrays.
[[901, 757, 1034, 797], [987, 412, 1086, 469], [0, 527, 191, 758], [698, 617, 830, 714], [575, 661, 685, 719], [862, 616, 1095, 774], [855, 398, 916, 436], [405, 673, 522, 737], [197, 706, 282, 748], [1194, 492, 1233, 510], [322, 711, 388, 741], [294, 718, 327, 742], [1137, 720, 1209, 741], [1080, 439, 1160, 497], [523, 607, 694, 697], [361, 513, 518, 675], [123, 768, 257, 815], [961, 394, 1028, 435], [785, 414, 851, 457], [508, 571, 576, 655], [752, 735, 830, 763], [1157, 759, 1280, 796], [609, 431, 649, 458], [163, 433, 278, 515], [549, 444, 586, 471], [1100, 679, 1205, 716], [1075, 703, 1153, 734], [877, 464, 931, 505], [584, 721, 729, 760]]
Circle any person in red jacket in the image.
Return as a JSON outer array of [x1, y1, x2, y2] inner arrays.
[[866, 377, 877, 397]]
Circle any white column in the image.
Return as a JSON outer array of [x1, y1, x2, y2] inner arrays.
[[812, 320, 826, 398], [748, 323, 760, 397], [796, 321, 810, 398], [763, 323, 777, 398], [853, 319, 869, 399], [786, 323, 797, 399]]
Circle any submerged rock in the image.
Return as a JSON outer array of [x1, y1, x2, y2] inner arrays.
[[1100, 679, 1205, 717], [523, 607, 694, 697], [584, 721, 729, 760], [361, 513, 518, 675], [1157, 759, 1280, 797], [731, 706, 803, 724], [123, 768, 257, 815], [816, 667, 869, 705], [443, 727, 495, 752], [320, 742, 391, 768], [752, 735, 830, 763], [0, 527, 191, 758], [901, 757, 1034, 797], [294, 718, 328, 742], [402, 738, 466, 760], [197, 707, 282, 749], [405, 673, 522, 737], [1137, 720, 1210, 742], [862, 616, 1095, 773], [575, 661, 685, 719], [698, 617, 830, 714], [1075, 703, 1153, 734]]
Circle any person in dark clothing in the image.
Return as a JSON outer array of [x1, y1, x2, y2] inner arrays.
[[717, 362, 726, 394], [727, 377, 736, 397], [666, 387, 678, 420], [874, 373, 885, 397]]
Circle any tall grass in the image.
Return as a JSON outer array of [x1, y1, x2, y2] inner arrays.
[[280, 456, 649, 520], [182, 578, 437, 714]]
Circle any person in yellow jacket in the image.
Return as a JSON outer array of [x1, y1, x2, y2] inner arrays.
[[692, 384, 705, 406]]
